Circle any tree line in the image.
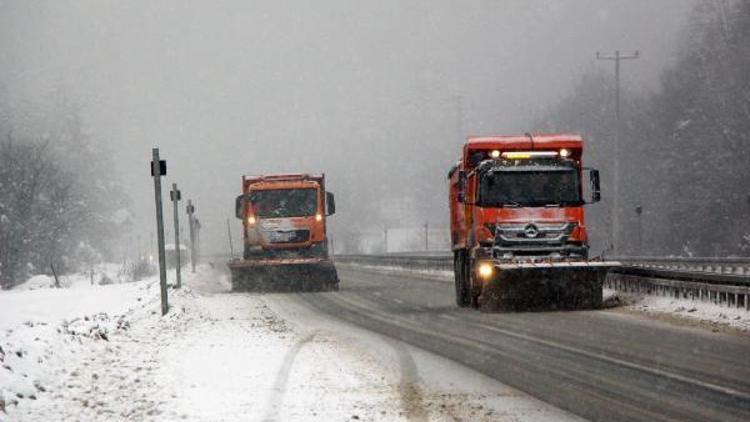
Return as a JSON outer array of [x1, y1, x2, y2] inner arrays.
[[0, 90, 132, 288], [536, 0, 750, 257]]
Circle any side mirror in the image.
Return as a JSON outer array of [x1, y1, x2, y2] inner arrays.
[[325, 192, 336, 216], [457, 171, 466, 203], [589, 169, 601, 203], [235, 195, 245, 219]]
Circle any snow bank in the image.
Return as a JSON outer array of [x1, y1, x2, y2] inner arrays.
[[13, 263, 125, 291], [0, 263, 167, 420], [17, 275, 55, 290], [0, 279, 152, 332], [605, 288, 750, 332], [0, 313, 132, 418]]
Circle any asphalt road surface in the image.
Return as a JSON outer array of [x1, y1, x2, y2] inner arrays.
[[286, 266, 750, 422]]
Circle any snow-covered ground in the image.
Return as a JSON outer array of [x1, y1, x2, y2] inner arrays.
[[0, 264, 145, 332], [1, 264, 580, 421], [0, 266, 163, 421]]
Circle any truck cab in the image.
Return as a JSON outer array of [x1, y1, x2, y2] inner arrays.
[[449, 134, 603, 308], [235, 174, 335, 260]]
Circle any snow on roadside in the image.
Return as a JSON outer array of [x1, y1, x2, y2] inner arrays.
[[14, 263, 126, 291], [0, 268, 161, 421], [606, 288, 750, 332], [0, 265, 151, 332]]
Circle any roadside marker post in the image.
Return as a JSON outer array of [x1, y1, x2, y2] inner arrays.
[[187, 200, 196, 274], [151, 148, 169, 316], [170, 183, 183, 289]]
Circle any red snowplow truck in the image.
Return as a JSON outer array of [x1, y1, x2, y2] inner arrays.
[[228, 173, 339, 292], [449, 134, 617, 311]]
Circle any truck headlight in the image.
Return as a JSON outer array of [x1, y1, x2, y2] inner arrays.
[[315, 213, 323, 222], [477, 262, 494, 279], [247, 215, 256, 225]]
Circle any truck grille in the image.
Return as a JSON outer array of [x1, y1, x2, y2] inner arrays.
[[494, 222, 576, 247], [263, 230, 310, 244]]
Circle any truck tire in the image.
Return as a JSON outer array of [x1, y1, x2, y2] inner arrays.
[[454, 251, 471, 307]]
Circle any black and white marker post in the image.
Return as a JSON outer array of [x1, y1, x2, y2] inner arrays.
[[187, 199, 196, 274], [170, 183, 183, 289], [151, 148, 169, 315]]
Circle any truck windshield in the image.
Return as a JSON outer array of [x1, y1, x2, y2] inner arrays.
[[248, 188, 317, 218], [479, 168, 581, 207]]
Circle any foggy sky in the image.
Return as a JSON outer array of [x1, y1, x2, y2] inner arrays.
[[0, 0, 696, 255]]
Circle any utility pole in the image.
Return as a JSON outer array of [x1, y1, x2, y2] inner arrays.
[[151, 148, 169, 316], [170, 183, 182, 289], [596, 50, 639, 254], [186, 200, 196, 273], [424, 222, 429, 252]]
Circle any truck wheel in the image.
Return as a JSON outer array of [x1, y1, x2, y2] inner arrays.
[[454, 251, 470, 307]]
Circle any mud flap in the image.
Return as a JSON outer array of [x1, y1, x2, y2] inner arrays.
[[479, 263, 614, 312], [229, 260, 339, 293]]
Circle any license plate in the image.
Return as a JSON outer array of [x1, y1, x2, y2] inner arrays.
[[267, 231, 293, 242]]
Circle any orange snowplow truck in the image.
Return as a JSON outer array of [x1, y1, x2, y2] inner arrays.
[[449, 134, 617, 311], [228, 173, 339, 292]]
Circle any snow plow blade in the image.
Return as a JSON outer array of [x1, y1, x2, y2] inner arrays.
[[479, 261, 619, 312], [228, 258, 339, 292]]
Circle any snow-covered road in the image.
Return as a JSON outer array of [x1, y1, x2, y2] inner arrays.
[[1, 266, 579, 421]]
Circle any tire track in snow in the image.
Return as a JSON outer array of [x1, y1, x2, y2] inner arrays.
[[296, 291, 432, 421], [261, 332, 317, 422], [384, 337, 429, 422]]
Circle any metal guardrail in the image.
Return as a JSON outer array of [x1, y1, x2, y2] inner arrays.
[[606, 271, 750, 311], [336, 254, 750, 311], [609, 256, 750, 276], [335, 254, 453, 272]]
